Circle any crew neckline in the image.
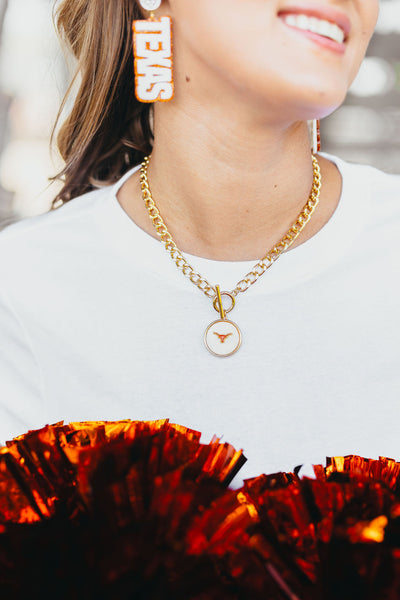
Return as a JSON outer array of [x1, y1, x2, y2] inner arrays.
[[95, 153, 373, 295]]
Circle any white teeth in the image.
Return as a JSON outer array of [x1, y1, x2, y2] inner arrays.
[[281, 14, 345, 44], [296, 14, 310, 30]]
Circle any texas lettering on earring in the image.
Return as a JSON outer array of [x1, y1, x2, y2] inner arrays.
[[133, 0, 174, 103]]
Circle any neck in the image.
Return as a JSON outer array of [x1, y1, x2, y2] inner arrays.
[[118, 101, 341, 261]]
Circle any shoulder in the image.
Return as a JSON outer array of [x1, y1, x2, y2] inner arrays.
[[323, 153, 400, 223], [326, 153, 400, 195], [0, 185, 111, 284], [0, 185, 110, 246], [0, 163, 141, 261]]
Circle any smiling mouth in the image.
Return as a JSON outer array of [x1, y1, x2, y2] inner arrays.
[[279, 13, 346, 44]]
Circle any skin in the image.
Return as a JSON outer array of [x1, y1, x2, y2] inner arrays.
[[118, 0, 379, 261]]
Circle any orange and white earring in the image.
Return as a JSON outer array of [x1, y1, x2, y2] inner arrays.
[[133, 0, 174, 103], [308, 119, 321, 154]]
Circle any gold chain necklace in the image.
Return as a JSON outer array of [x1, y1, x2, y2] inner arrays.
[[140, 154, 322, 357]]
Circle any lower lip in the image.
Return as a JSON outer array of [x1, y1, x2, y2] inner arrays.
[[280, 20, 346, 55]]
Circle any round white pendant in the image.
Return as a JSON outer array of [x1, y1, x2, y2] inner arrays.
[[204, 319, 242, 357], [139, 0, 162, 10]]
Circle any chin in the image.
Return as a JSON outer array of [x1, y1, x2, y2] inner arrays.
[[289, 80, 350, 121], [244, 65, 350, 113]]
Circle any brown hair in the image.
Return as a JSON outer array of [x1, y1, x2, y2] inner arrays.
[[51, 0, 153, 207]]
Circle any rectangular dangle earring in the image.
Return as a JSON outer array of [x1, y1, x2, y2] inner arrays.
[[133, 0, 174, 103], [309, 119, 321, 154]]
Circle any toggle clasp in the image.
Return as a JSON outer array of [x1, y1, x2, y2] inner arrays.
[[213, 286, 236, 318]]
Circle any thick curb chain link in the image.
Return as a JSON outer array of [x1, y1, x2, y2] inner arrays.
[[140, 155, 321, 300]]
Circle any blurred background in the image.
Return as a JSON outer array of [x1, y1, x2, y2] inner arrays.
[[0, 0, 399, 230]]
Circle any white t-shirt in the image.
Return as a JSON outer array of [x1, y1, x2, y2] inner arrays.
[[0, 154, 399, 485]]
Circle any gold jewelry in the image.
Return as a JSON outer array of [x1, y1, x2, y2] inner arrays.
[[140, 155, 322, 357]]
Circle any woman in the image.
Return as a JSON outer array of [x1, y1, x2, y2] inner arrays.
[[0, 0, 398, 484]]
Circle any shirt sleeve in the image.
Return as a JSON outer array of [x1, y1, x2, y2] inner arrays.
[[0, 286, 46, 446]]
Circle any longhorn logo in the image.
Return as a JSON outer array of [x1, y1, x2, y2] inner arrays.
[[214, 332, 233, 344]]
